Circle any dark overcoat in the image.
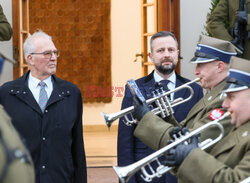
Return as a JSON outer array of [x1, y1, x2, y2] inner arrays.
[[118, 71, 203, 183], [0, 71, 87, 183]]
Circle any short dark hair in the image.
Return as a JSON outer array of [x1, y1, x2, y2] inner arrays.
[[150, 31, 178, 52]]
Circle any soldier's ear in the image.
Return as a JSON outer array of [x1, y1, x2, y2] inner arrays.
[[216, 61, 226, 73]]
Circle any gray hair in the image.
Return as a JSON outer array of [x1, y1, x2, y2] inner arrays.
[[150, 31, 178, 52], [23, 30, 52, 62]]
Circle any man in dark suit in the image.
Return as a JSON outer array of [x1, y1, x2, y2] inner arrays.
[[0, 30, 87, 183], [117, 31, 203, 183]]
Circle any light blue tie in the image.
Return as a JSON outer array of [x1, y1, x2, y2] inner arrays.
[[38, 81, 48, 112]]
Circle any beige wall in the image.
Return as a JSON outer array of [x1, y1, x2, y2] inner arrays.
[[180, 0, 212, 80], [83, 0, 143, 125]]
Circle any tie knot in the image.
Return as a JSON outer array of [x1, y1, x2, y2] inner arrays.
[[160, 80, 170, 86], [155, 80, 170, 92], [39, 81, 46, 88]]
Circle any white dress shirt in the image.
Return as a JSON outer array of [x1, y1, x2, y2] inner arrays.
[[28, 73, 53, 104]]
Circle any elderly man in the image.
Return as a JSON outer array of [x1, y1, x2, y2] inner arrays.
[[0, 30, 87, 183], [162, 56, 250, 183]]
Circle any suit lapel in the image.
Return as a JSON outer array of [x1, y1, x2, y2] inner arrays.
[[9, 73, 71, 115], [142, 79, 156, 99], [141, 71, 156, 100], [46, 75, 71, 108], [9, 72, 42, 114], [172, 75, 189, 113]]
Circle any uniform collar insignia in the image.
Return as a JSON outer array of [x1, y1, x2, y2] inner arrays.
[[242, 131, 248, 137], [208, 96, 213, 101]]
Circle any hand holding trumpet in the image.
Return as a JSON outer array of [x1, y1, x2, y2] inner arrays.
[[132, 95, 150, 121], [112, 112, 229, 183], [165, 127, 199, 166]]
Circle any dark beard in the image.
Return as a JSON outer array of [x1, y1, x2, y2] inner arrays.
[[155, 64, 176, 75]]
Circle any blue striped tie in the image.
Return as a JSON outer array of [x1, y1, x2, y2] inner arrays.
[[159, 80, 170, 91], [38, 81, 48, 112]]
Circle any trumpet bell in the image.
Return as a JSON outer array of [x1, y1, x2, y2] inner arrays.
[[113, 166, 130, 183], [101, 112, 112, 128]]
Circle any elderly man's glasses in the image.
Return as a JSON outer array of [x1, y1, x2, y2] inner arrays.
[[30, 50, 60, 59]]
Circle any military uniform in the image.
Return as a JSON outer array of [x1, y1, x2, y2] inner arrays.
[[134, 79, 232, 151], [135, 55, 250, 182], [0, 4, 13, 41], [207, 0, 250, 59], [132, 36, 249, 182], [172, 56, 250, 183], [177, 121, 250, 183], [0, 105, 35, 183]]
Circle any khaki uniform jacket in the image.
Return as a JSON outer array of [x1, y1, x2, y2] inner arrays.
[[134, 79, 250, 182], [0, 105, 35, 183], [207, 0, 250, 59], [0, 5, 12, 41], [178, 121, 250, 183], [134, 79, 233, 151]]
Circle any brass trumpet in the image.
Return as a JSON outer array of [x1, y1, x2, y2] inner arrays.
[[102, 78, 200, 128], [113, 112, 230, 183]]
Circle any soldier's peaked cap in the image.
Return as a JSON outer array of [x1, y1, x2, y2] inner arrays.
[[190, 35, 241, 64], [223, 56, 250, 93]]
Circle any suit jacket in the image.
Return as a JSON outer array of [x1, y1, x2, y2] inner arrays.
[[134, 79, 237, 183], [118, 71, 203, 183], [177, 121, 250, 183], [207, 0, 250, 59], [0, 71, 87, 183]]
